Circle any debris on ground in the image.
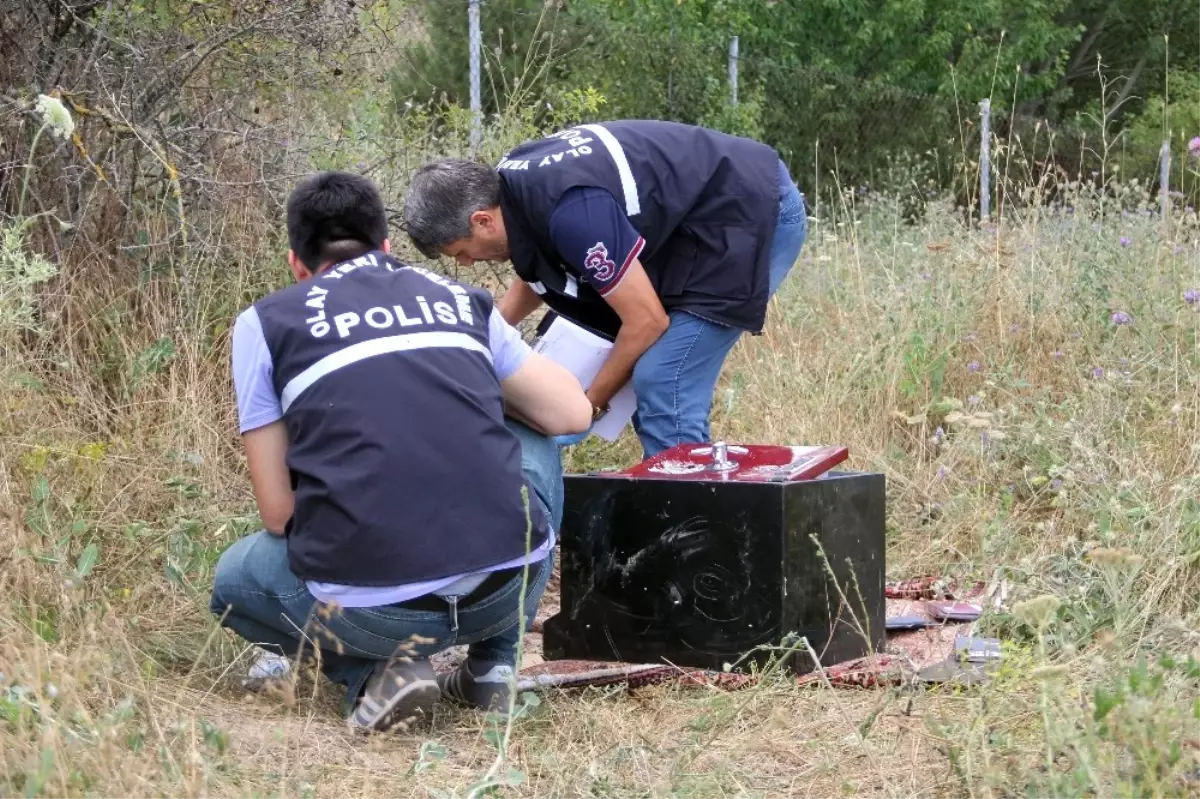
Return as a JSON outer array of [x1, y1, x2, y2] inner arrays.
[[240, 574, 1011, 701], [427, 574, 1011, 696]]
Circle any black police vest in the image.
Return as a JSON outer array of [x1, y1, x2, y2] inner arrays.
[[497, 120, 783, 339], [251, 251, 550, 587]]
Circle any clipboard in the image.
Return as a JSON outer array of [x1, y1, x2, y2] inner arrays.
[[532, 315, 636, 442]]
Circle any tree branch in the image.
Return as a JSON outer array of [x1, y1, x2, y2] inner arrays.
[[1067, 1, 1116, 77]]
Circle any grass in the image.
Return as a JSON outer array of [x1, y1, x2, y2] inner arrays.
[[3, 130, 1200, 796]]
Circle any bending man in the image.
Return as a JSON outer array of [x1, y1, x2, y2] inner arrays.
[[403, 120, 808, 459]]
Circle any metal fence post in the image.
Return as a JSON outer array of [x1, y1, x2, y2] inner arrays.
[[1160, 140, 1171, 222], [468, 0, 482, 155], [979, 98, 991, 223], [728, 36, 739, 107]]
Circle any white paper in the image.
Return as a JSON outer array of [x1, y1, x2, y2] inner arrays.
[[532, 316, 637, 441]]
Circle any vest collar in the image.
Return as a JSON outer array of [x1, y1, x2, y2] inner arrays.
[[498, 180, 541, 279]]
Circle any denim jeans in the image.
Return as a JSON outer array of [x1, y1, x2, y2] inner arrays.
[[631, 166, 809, 459], [209, 419, 559, 716]]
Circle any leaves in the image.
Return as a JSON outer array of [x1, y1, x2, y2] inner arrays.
[[75, 542, 99, 579], [1093, 685, 1122, 721], [410, 740, 447, 775], [465, 768, 526, 798], [199, 719, 229, 754], [30, 476, 50, 505]]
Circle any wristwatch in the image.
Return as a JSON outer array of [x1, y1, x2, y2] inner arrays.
[[591, 402, 610, 422]]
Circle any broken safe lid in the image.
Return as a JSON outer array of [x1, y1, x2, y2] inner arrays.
[[609, 442, 849, 483]]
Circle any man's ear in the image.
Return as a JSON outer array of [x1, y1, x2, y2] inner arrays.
[[469, 208, 493, 233], [287, 250, 312, 282]]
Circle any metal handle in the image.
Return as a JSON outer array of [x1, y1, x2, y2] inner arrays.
[[710, 441, 737, 472]]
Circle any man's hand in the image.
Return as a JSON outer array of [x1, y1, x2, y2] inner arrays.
[[243, 421, 293, 536], [497, 279, 544, 326], [587, 259, 669, 411]]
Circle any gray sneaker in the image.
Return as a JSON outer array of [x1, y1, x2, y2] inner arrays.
[[438, 660, 515, 714], [348, 657, 441, 733]]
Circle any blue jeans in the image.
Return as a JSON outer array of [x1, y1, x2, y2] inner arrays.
[[209, 419, 559, 716], [631, 166, 809, 459]]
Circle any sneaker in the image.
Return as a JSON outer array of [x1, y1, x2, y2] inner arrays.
[[348, 657, 441, 733], [438, 660, 516, 714], [242, 648, 292, 691]]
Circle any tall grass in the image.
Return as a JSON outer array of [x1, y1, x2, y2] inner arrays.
[[2, 93, 1200, 796]]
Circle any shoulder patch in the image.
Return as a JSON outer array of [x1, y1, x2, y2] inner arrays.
[[583, 242, 617, 281]]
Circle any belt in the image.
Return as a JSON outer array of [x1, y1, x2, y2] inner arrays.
[[390, 565, 526, 612]]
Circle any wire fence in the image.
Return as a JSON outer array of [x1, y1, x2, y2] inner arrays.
[[462, 7, 1196, 222]]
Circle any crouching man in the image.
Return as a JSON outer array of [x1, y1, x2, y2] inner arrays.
[[210, 171, 592, 732]]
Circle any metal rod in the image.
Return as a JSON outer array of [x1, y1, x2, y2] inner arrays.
[[468, 0, 482, 155], [728, 36, 739, 107], [1161, 140, 1171, 222], [979, 98, 991, 223]]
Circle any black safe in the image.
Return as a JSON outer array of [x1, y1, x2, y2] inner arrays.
[[542, 442, 887, 675]]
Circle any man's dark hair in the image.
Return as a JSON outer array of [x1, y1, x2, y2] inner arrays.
[[286, 171, 389, 271], [403, 159, 501, 259]]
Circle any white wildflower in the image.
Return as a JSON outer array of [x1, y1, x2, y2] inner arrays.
[[35, 94, 74, 140]]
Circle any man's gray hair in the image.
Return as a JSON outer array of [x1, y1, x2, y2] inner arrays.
[[403, 159, 501, 259]]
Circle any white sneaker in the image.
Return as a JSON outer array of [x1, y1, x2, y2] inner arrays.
[[242, 648, 292, 691]]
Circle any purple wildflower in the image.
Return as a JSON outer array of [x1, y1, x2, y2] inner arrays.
[[1111, 311, 1133, 326], [920, 272, 932, 281], [1052, 350, 1065, 359], [933, 426, 945, 443], [936, 465, 949, 480], [1185, 289, 1200, 306], [1050, 479, 1063, 490], [1119, 236, 1132, 248], [967, 360, 982, 373], [964, 331, 978, 343], [1189, 136, 1200, 156], [1008, 323, 1021, 334], [967, 394, 981, 406], [1091, 367, 1104, 379]]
